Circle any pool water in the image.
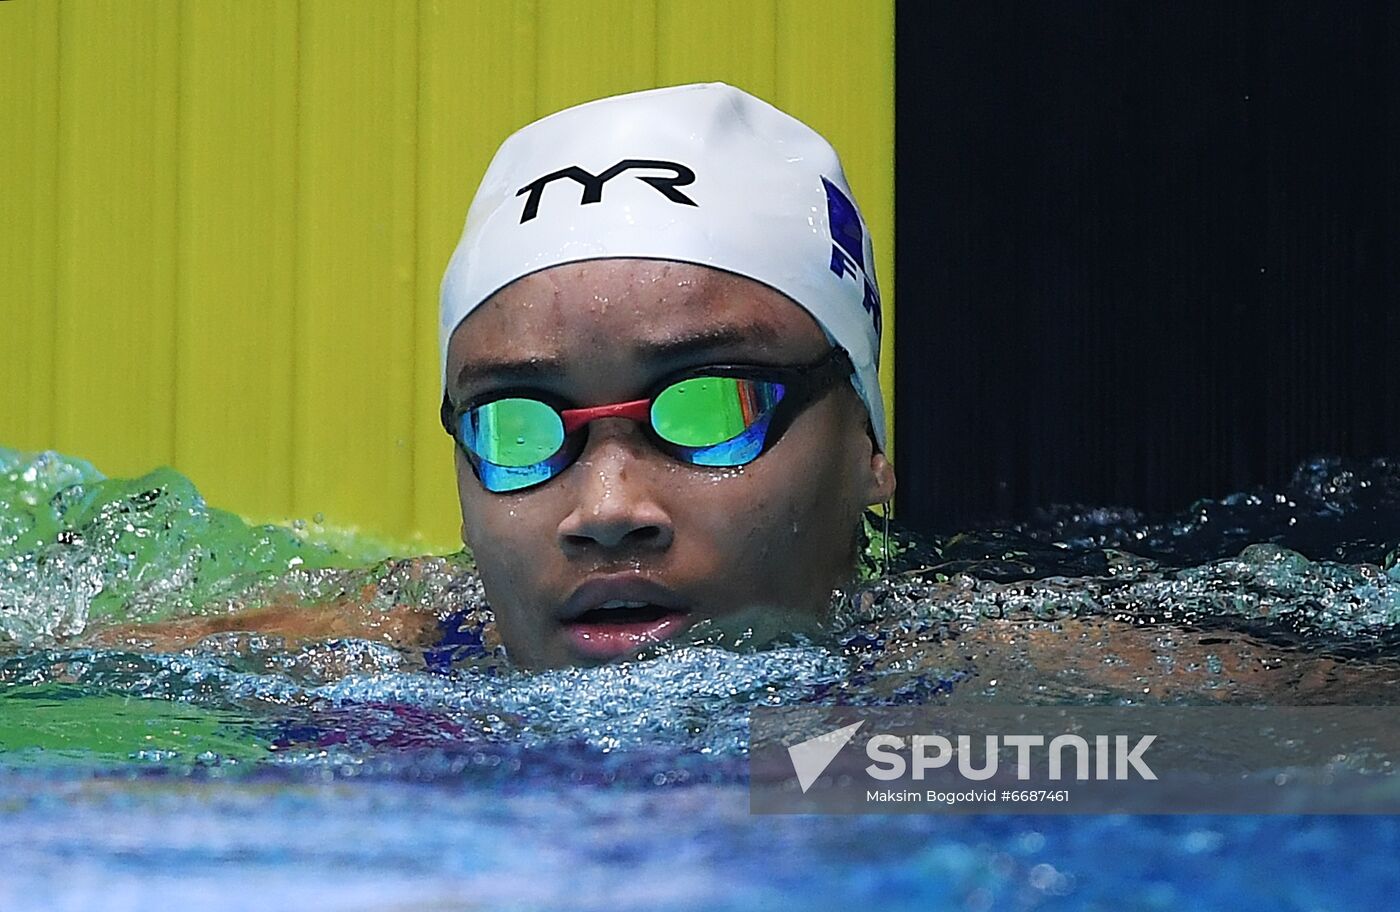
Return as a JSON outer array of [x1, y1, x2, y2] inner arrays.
[[2, 447, 1399, 910]]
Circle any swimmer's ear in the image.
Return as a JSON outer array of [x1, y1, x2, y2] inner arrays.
[[864, 451, 896, 507]]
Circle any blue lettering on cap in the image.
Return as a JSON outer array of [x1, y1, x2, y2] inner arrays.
[[822, 177, 882, 341]]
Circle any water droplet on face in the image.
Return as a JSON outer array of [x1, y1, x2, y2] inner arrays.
[[515, 437, 526, 445]]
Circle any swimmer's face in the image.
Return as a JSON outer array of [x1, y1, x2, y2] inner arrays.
[[446, 260, 895, 669]]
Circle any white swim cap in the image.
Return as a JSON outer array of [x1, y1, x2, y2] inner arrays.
[[440, 82, 886, 448]]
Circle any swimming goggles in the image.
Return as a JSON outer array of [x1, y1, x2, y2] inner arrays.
[[441, 347, 854, 493]]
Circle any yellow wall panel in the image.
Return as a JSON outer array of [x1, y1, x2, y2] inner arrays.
[[0, 0, 59, 452], [656, 0, 777, 97], [414, 0, 540, 546], [0, 0, 895, 549], [174, 0, 298, 519], [53, 0, 181, 476], [293, 0, 419, 536], [536, 0, 658, 113]]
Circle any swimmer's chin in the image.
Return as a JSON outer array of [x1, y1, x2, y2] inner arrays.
[[501, 599, 847, 669]]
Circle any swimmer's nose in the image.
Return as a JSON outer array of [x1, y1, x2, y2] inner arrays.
[[557, 420, 674, 553]]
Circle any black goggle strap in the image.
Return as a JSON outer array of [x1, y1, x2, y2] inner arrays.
[[745, 346, 855, 447]]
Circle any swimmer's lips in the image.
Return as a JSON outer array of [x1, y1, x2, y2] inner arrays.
[[557, 577, 693, 660]]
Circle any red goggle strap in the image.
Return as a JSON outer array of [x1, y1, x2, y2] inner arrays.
[[559, 397, 652, 435]]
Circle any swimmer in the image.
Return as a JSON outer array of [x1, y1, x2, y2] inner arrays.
[[96, 84, 897, 669], [438, 84, 898, 668]]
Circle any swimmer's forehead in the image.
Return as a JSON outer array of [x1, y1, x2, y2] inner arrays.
[[447, 261, 829, 392]]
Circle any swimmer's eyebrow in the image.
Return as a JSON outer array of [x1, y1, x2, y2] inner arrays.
[[635, 325, 776, 360], [453, 325, 778, 389]]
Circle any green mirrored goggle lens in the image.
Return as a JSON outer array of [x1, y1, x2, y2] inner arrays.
[[651, 376, 786, 448], [448, 349, 848, 492], [461, 397, 565, 467], [459, 376, 789, 483]]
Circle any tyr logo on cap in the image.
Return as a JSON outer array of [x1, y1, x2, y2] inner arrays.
[[515, 159, 699, 223]]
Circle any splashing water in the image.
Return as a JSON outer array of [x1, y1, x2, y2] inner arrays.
[[3, 447, 1400, 910], [3, 448, 1399, 760], [0, 447, 382, 645]]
